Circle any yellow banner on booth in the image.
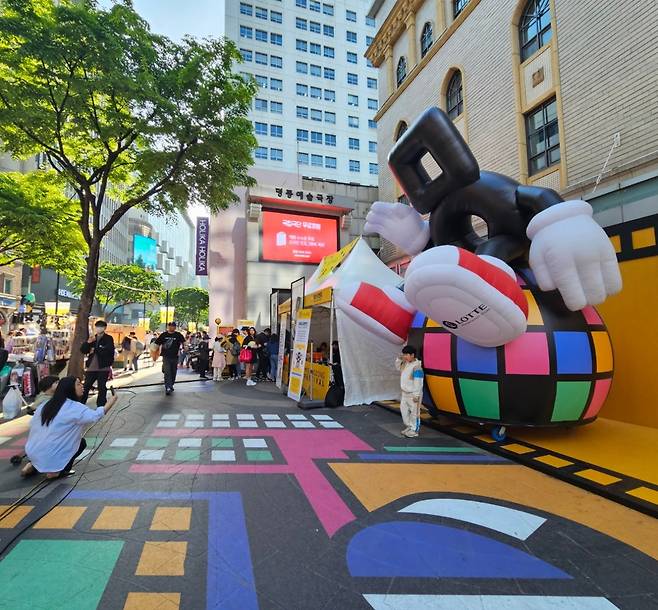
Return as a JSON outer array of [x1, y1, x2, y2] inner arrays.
[[302, 363, 331, 401], [314, 238, 358, 284]]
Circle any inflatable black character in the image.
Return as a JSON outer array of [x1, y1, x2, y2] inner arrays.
[[356, 107, 621, 347]]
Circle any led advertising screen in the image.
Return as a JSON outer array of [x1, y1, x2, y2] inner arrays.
[[261, 210, 338, 264], [133, 234, 158, 270]]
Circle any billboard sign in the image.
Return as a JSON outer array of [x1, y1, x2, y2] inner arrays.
[[195, 217, 209, 275], [133, 235, 158, 270], [261, 210, 338, 264]]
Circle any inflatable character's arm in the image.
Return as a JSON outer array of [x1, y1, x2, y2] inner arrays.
[[364, 201, 430, 256]]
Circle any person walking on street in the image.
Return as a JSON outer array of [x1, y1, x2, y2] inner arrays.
[[154, 322, 186, 395], [81, 320, 115, 407], [121, 334, 133, 372], [129, 331, 142, 372]]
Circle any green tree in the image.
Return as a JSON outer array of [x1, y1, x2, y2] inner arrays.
[[0, 0, 256, 375], [148, 309, 161, 332], [0, 172, 86, 273], [69, 262, 162, 318], [170, 287, 209, 326]]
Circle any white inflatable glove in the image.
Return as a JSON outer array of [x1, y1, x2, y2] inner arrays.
[[364, 201, 430, 256], [527, 200, 622, 311]]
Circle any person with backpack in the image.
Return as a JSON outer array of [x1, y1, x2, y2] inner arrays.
[[226, 331, 241, 379]]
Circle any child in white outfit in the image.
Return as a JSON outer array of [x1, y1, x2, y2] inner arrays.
[[212, 336, 227, 381], [395, 345, 424, 438]]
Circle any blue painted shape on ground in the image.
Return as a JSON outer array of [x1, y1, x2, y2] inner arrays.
[[357, 453, 507, 463], [346, 521, 570, 579], [207, 493, 259, 610]]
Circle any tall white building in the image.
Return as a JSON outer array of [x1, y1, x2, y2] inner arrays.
[[226, 0, 380, 184]]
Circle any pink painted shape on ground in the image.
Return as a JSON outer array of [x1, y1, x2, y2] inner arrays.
[[141, 428, 374, 536], [423, 334, 452, 371], [581, 306, 603, 325], [504, 333, 550, 375], [583, 378, 613, 419]]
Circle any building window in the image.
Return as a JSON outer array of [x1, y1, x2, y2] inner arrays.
[[311, 154, 323, 166], [348, 137, 360, 150], [368, 119, 377, 129], [296, 0, 306, 6], [323, 24, 334, 36], [420, 22, 433, 57], [310, 86, 322, 99], [270, 78, 282, 91], [346, 9, 356, 22], [347, 51, 357, 64], [311, 131, 323, 144], [270, 101, 283, 113], [255, 6, 267, 20], [296, 39, 307, 52], [240, 3, 252, 16], [271, 10, 282, 23], [255, 121, 268, 135], [310, 21, 321, 33], [323, 3, 333, 16], [348, 94, 359, 107], [240, 25, 253, 39], [369, 163, 379, 175], [310, 64, 322, 76], [347, 72, 358, 85], [240, 49, 252, 62], [298, 152, 309, 165], [270, 55, 282, 68], [325, 111, 336, 124], [526, 97, 560, 175], [310, 42, 321, 55], [310, 0, 320, 12], [296, 17, 307, 30], [270, 33, 283, 45], [368, 98, 378, 110], [325, 156, 337, 169], [297, 106, 309, 119], [324, 46, 335, 58], [296, 61, 308, 74], [348, 115, 359, 128], [255, 74, 268, 88], [520, 0, 552, 62], [270, 124, 283, 138], [310, 108, 323, 121], [349, 160, 360, 172], [324, 89, 335, 102], [346, 31, 357, 43], [324, 67, 335, 80], [270, 148, 283, 161], [255, 98, 268, 111], [297, 129, 309, 141], [255, 29, 267, 42], [367, 77, 378, 89], [324, 134, 336, 146], [366, 16, 376, 27], [369, 141, 377, 153], [240, 71, 252, 81], [446, 70, 464, 119], [255, 52, 267, 65], [395, 121, 408, 140], [396, 57, 407, 87], [255, 146, 267, 159], [454, 0, 470, 18]]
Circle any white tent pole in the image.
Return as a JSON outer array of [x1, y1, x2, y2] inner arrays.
[[329, 293, 335, 365]]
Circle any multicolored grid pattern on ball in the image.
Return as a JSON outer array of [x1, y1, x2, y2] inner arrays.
[[409, 269, 614, 427]]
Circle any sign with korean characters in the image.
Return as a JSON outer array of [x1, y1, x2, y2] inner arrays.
[[287, 308, 312, 402]]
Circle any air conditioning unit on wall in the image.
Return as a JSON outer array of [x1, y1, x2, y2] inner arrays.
[[248, 203, 262, 221]]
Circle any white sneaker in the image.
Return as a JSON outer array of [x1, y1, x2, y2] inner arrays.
[[401, 427, 410, 436], [246, 379, 256, 386], [403, 429, 419, 438]]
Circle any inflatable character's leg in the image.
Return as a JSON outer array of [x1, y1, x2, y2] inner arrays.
[[404, 245, 528, 347]]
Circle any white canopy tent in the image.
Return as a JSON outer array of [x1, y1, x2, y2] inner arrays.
[[305, 239, 403, 406]]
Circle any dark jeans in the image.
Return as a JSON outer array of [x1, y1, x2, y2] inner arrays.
[[256, 350, 269, 379], [82, 370, 110, 406], [198, 357, 209, 377], [63, 438, 86, 475], [227, 364, 238, 378], [162, 357, 178, 389]]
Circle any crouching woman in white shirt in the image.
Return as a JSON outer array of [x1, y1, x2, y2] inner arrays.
[[21, 376, 117, 479]]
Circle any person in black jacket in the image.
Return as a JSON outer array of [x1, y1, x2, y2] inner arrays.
[[80, 320, 115, 407]]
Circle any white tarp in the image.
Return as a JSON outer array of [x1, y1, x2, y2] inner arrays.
[[306, 238, 403, 406]]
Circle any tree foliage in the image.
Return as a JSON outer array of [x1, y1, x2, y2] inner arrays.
[[0, 0, 257, 375], [170, 287, 209, 325], [69, 262, 162, 317], [0, 171, 86, 273]]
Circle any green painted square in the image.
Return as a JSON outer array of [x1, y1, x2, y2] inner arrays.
[[98, 448, 129, 461], [211, 438, 234, 448], [146, 437, 170, 448], [175, 449, 200, 462], [246, 450, 273, 461], [552, 381, 591, 422], [84, 436, 99, 448], [0, 539, 123, 610], [459, 379, 500, 420]]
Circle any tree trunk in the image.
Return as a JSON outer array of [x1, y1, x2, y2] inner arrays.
[[67, 239, 101, 378]]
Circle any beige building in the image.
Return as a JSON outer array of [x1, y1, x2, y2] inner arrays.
[[366, 0, 658, 267]]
